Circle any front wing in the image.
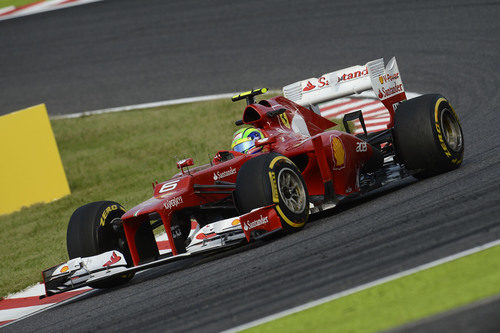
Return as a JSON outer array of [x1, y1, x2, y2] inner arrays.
[[42, 205, 283, 297]]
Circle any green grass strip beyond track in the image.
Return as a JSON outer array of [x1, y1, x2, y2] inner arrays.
[[0, 0, 41, 9], [244, 244, 500, 333]]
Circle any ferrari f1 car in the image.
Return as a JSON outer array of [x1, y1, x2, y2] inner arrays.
[[42, 57, 464, 296]]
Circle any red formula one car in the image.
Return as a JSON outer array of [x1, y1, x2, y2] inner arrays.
[[42, 57, 464, 296]]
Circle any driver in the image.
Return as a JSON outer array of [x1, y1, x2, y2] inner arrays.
[[231, 127, 265, 154]]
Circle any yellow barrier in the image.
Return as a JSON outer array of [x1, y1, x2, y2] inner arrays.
[[0, 104, 70, 215]]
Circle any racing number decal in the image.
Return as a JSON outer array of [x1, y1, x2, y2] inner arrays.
[[159, 179, 181, 193], [331, 136, 345, 169]]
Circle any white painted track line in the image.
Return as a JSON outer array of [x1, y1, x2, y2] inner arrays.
[[51, 92, 240, 119], [0, 6, 15, 15]]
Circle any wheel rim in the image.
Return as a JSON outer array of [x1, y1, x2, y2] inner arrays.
[[440, 108, 463, 152], [277, 167, 306, 214]]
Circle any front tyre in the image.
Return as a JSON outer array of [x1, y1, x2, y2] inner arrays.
[[393, 94, 464, 178], [66, 201, 135, 288], [234, 153, 309, 232]]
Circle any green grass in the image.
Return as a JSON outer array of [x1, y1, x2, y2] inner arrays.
[[0, 99, 245, 298], [0, 0, 40, 8], [0, 97, 344, 298], [246, 245, 500, 333]]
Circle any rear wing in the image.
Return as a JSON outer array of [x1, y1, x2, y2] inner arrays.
[[283, 57, 407, 128]]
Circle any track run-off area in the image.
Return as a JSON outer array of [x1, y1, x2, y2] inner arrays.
[[1, 0, 499, 332]]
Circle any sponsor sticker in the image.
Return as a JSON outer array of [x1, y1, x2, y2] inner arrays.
[[380, 83, 404, 98], [380, 72, 400, 83], [60, 265, 69, 273], [355, 141, 367, 153], [338, 67, 368, 82], [243, 215, 269, 231], [303, 81, 316, 92], [213, 167, 237, 181], [103, 251, 121, 267], [302, 77, 329, 92], [317, 76, 329, 88], [331, 136, 345, 169], [163, 196, 183, 210]]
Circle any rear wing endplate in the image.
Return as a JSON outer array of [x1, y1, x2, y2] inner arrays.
[[283, 57, 407, 127]]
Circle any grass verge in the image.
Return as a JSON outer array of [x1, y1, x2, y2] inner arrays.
[[0, 97, 344, 298], [0, 98, 243, 297], [0, 0, 40, 9], [245, 244, 500, 333]]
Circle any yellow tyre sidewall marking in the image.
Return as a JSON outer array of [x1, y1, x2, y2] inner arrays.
[[268, 156, 291, 203], [100, 205, 123, 226], [269, 171, 279, 203], [268, 156, 306, 228], [269, 155, 290, 169], [276, 205, 305, 228], [434, 98, 453, 159]]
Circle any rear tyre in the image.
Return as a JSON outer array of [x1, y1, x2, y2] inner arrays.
[[393, 94, 464, 178], [234, 153, 309, 232], [66, 201, 135, 288]]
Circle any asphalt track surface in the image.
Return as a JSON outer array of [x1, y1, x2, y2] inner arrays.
[[2, 0, 500, 332]]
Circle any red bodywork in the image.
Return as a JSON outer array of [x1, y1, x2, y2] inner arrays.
[[121, 96, 377, 266]]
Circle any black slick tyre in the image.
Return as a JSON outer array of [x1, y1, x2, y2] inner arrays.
[[234, 153, 309, 232], [66, 201, 135, 288], [393, 94, 464, 178]]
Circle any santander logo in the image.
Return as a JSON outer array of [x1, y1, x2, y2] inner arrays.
[[243, 215, 269, 231], [338, 67, 368, 82], [103, 251, 121, 267], [303, 77, 329, 92], [303, 81, 316, 92], [213, 167, 237, 181]]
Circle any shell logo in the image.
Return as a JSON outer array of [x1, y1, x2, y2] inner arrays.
[[231, 219, 240, 226], [379, 76, 384, 84], [60, 265, 69, 273], [331, 136, 345, 169]]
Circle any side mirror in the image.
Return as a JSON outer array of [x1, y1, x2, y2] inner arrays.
[[177, 158, 194, 169]]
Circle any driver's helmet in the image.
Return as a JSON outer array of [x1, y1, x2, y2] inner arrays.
[[231, 127, 265, 154]]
